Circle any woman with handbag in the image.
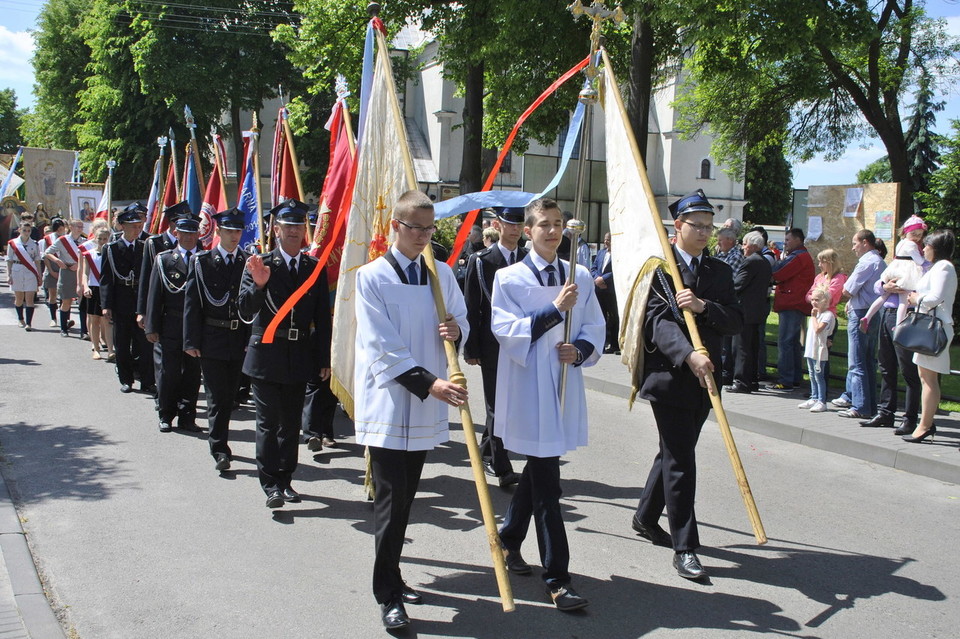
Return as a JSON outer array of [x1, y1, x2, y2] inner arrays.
[[902, 229, 957, 443]]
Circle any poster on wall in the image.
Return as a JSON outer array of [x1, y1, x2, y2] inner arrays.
[[67, 183, 104, 233], [874, 210, 894, 241], [843, 187, 864, 217], [807, 215, 823, 241]]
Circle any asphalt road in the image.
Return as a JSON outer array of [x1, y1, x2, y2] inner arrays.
[[0, 294, 957, 638]]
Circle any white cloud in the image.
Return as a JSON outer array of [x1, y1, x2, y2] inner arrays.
[[0, 25, 35, 108]]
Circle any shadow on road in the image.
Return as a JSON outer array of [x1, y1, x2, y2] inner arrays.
[[0, 420, 129, 503]]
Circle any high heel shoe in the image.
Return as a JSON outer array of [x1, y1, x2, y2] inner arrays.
[[902, 425, 936, 443]]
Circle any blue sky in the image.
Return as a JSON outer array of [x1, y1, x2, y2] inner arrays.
[[2, 0, 960, 189]]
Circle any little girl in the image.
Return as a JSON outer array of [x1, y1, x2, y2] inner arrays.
[[799, 287, 836, 412], [860, 215, 927, 332]]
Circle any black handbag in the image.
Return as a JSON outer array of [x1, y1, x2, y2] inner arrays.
[[893, 310, 949, 356]]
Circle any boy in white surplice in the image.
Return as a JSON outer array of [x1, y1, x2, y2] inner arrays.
[[491, 197, 604, 611], [353, 190, 468, 631]]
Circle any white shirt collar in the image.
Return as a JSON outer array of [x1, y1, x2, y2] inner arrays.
[[217, 245, 236, 261], [497, 242, 518, 263], [675, 246, 701, 270], [278, 247, 299, 267], [389, 244, 420, 271], [529, 250, 560, 274]]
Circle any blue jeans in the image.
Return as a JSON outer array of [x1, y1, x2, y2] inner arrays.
[[806, 358, 827, 402], [776, 310, 804, 386], [846, 307, 879, 415]]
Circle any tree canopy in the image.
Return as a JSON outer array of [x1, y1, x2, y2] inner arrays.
[[0, 89, 25, 154]]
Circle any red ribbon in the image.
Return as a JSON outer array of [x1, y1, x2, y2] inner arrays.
[[446, 55, 591, 268]]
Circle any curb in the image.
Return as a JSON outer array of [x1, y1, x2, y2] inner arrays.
[[583, 369, 960, 486], [0, 479, 66, 639]]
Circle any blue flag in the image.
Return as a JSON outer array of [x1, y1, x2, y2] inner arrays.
[[183, 147, 204, 216], [237, 133, 261, 251]]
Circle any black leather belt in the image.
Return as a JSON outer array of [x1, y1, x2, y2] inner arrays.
[[252, 327, 306, 341], [206, 318, 240, 330]]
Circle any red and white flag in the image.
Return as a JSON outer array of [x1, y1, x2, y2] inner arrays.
[[94, 176, 111, 222], [200, 135, 229, 247]]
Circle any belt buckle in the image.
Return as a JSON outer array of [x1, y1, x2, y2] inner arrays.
[[229, 319, 238, 330], [288, 328, 299, 340]]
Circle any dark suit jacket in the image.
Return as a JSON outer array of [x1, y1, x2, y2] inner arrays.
[[237, 248, 332, 384], [183, 249, 250, 361], [99, 237, 145, 315], [138, 233, 177, 316], [638, 248, 743, 409], [590, 248, 613, 284], [463, 244, 528, 364], [144, 249, 190, 341], [733, 252, 773, 324]]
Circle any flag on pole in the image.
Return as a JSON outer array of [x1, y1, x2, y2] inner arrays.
[[271, 107, 302, 205], [199, 135, 229, 247], [144, 156, 163, 231], [182, 142, 205, 216], [329, 22, 412, 414], [236, 131, 261, 252], [155, 157, 180, 234], [0, 147, 24, 198], [311, 91, 357, 289], [601, 51, 669, 402], [94, 176, 111, 221]]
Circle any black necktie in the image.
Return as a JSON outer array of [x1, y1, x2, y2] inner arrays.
[[509, 251, 516, 265], [289, 258, 298, 280], [184, 250, 192, 261], [545, 264, 556, 287], [226, 253, 234, 266], [406, 262, 419, 285], [690, 256, 699, 276]]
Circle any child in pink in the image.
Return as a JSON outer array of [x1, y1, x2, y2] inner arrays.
[[860, 215, 927, 332]]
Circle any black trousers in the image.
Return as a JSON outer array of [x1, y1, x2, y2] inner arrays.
[[369, 446, 427, 604], [302, 374, 337, 438], [478, 356, 514, 476], [636, 400, 710, 552], [112, 312, 153, 387], [154, 337, 201, 424], [878, 307, 921, 420], [721, 335, 735, 383], [201, 357, 244, 458], [499, 456, 569, 587], [733, 322, 761, 387], [597, 287, 619, 350], [252, 379, 307, 494]]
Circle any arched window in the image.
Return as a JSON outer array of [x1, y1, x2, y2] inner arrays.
[[699, 159, 712, 179]]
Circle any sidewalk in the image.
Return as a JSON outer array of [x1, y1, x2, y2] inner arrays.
[[582, 353, 960, 485]]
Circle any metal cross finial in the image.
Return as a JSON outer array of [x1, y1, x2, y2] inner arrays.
[[184, 105, 196, 130], [569, 2, 625, 104], [157, 136, 168, 150], [335, 74, 352, 101]]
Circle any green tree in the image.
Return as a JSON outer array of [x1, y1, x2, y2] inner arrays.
[[743, 142, 793, 227], [903, 75, 943, 210], [23, 0, 90, 151], [918, 119, 960, 231], [668, 0, 959, 217], [0, 89, 25, 154], [857, 157, 893, 184]]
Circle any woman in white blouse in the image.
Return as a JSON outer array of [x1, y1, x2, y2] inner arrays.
[[903, 229, 957, 443]]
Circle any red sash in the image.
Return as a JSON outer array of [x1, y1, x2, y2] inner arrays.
[[8, 239, 41, 285], [58, 234, 81, 263], [43, 233, 56, 248], [83, 250, 102, 282]]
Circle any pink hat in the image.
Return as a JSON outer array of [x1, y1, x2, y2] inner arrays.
[[901, 215, 927, 234]]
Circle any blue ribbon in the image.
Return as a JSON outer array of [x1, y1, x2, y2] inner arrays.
[[1, 146, 23, 198]]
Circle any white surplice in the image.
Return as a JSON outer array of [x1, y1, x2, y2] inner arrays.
[[491, 258, 605, 458], [353, 254, 468, 451]]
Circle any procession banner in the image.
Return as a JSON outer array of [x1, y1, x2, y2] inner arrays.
[[21, 147, 76, 216]]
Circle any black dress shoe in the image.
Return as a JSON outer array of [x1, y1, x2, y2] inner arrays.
[[859, 413, 894, 428], [673, 551, 707, 580], [724, 382, 752, 394], [158, 420, 172, 433], [895, 417, 917, 436], [305, 436, 323, 452], [498, 471, 521, 488], [142, 384, 157, 396], [482, 461, 497, 477], [547, 585, 589, 611], [400, 584, 422, 605], [120, 384, 133, 394], [631, 515, 673, 547], [281, 487, 301, 503], [265, 490, 284, 509], [380, 598, 410, 630], [503, 549, 533, 575], [214, 453, 231, 471]]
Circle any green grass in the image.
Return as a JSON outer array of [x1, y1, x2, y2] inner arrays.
[[763, 311, 960, 413]]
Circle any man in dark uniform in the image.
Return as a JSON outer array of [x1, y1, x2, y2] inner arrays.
[[145, 214, 202, 433], [138, 201, 184, 318], [238, 199, 332, 508], [591, 232, 619, 354], [100, 203, 155, 394], [631, 189, 743, 580], [463, 206, 525, 488], [184, 209, 251, 471]]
